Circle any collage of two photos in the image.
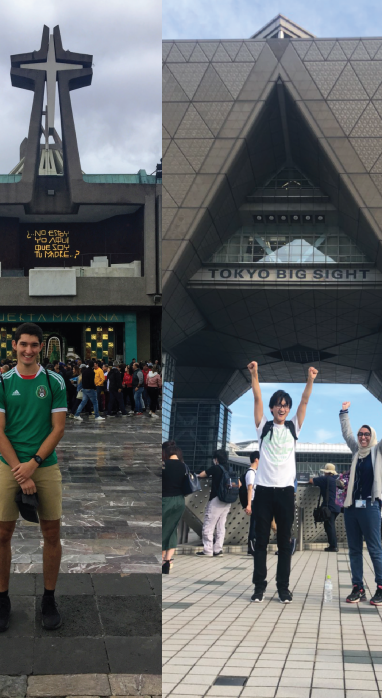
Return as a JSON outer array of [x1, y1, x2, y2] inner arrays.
[[0, 2, 162, 698]]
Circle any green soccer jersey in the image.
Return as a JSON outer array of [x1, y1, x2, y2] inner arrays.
[[0, 366, 67, 467]]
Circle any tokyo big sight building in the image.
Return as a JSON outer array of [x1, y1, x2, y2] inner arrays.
[[163, 15, 382, 469]]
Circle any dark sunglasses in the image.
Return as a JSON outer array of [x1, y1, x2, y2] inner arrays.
[[357, 432, 371, 438]]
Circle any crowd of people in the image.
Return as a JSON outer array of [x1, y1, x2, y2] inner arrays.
[[0, 356, 162, 420], [162, 360, 382, 608]]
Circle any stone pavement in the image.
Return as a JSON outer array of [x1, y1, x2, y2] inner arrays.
[[11, 416, 161, 574], [163, 550, 382, 698], [0, 672, 161, 696]]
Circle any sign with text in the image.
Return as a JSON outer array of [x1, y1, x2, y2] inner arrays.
[[190, 267, 382, 284], [26, 228, 80, 261], [0, 311, 126, 324]]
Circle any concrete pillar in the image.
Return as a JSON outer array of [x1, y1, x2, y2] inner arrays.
[[123, 312, 137, 364]]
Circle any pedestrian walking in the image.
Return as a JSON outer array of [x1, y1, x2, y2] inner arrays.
[[147, 365, 162, 418], [0, 323, 67, 631], [132, 362, 144, 415], [93, 360, 105, 413], [340, 402, 382, 605], [162, 444, 186, 574], [247, 360, 318, 603], [106, 362, 128, 417], [196, 449, 232, 558], [245, 451, 259, 555], [73, 360, 105, 421]]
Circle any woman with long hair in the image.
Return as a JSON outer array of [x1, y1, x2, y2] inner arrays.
[[340, 401, 382, 605], [162, 443, 186, 574]]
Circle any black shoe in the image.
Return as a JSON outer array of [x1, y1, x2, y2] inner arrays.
[[195, 551, 213, 557], [325, 546, 338, 552], [41, 596, 62, 630], [162, 561, 170, 574], [251, 590, 264, 603], [279, 589, 293, 604], [0, 596, 11, 632], [213, 551, 223, 557], [370, 585, 382, 605], [346, 584, 366, 603]]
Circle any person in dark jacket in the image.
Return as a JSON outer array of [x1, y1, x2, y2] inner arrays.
[[309, 463, 342, 552], [74, 361, 105, 422], [132, 363, 144, 415], [106, 362, 127, 417], [162, 444, 186, 575]]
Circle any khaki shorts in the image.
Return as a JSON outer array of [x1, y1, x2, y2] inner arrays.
[[0, 461, 62, 521]]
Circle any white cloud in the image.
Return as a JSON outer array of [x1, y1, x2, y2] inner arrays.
[[315, 429, 336, 442]]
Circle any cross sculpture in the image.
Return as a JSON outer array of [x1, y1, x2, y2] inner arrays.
[[11, 25, 92, 170]]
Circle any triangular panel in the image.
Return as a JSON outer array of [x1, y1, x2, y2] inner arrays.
[[351, 138, 382, 171], [304, 43, 324, 61], [328, 64, 368, 100], [222, 42, 242, 60], [168, 63, 209, 100], [364, 39, 382, 59], [338, 40, 359, 58], [245, 41, 266, 60], [235, 44, 255, 62], [292, 40, 312, 59], [329, 101, 368, 135], [163, 141, 196, 174], [177, 42, 197, 61], [167, 45, 186, 62], [162, 102, 189, 137], [175, 104, 215, 139], [163, 43, 172, 62], [351, 61, 382, 97], [163, 174, 195, 206], [327, 42, 347, 60], [305, 61, 346, 98], [189, 44, 209, 62], [163, 65, 189, 101], [214, 63, 254, 99], [193, 65, 234, 102], [177, 140, 214, 171], [198, 42, 220, 61], [351, 41, 371, 60], [316, 40, 335, 59], [350, 103, 382, 137], [212, 44, 232, 62], [194, 102, 233, 136]]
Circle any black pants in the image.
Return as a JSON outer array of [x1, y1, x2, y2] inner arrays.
[[248, 500, 256, 549], [324, 511, 338, 549], [253, 485, 295, 593], [147, 387, 159, 412], [124, 387, 135, 411], [107, 390, 127, 415]]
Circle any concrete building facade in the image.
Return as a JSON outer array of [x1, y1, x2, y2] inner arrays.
[[163, 16, 382, 467], [0, 25, 161, 364]]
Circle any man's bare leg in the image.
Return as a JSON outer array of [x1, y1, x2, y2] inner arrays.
[[40, 519, 61, 589], [0, 522, 16, 592]]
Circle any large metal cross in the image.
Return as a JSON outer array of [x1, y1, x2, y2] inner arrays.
[[20, 33, 83, 148]]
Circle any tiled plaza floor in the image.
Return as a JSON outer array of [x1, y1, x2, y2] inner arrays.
[[11, 415, 162, 574], [163, 550, 382, 698]]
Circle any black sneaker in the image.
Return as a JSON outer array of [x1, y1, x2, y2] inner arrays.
[[370, 585, 382, 606], [0, 596, 11, 632], [41, 596, 62, 630], [346, 584, 366, 603], [325, 546, 338, 552], [195, 551, 213, 557], [279, 589, 293, 604], [251, 590, 264, 603], [213, 551, 223, 557]]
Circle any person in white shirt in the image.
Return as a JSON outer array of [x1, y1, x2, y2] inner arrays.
[[247, 361, 318, 604], [245, 451, 259, 555]]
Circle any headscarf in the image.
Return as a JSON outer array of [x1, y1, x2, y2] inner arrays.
[[358, 425, 377, 458]]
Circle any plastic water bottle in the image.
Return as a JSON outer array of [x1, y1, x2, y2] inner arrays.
[[324, 575, 333, 602]]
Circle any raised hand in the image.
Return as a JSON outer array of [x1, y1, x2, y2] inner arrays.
[[247, 361, 258, 374], [342, 401, 351, 411], [308, 367, 318, 381]]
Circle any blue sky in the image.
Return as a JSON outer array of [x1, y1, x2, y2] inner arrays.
[[163, 0, 382, 40], [230, 384, 382, 445], [163, 0, 382, 445]]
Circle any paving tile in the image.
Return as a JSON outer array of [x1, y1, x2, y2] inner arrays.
[[0, 638, 34, 674], [33, 639, 109, 674], [35, 574, 94, 596], [92, 573, 154, 596], [97, 595, 161, 636], [34, 595, 102, 637], [106, 635, 161, 674], [0, 676, 28, 698], [27, 674, 110, 696]]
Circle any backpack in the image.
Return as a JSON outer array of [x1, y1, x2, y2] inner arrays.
[[260, 420, 298, 447], [217, 464, 240, 504], [239, 468, 253, 509]]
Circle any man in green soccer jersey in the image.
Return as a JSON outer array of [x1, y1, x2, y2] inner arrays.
[[0, 323, 67, 631]]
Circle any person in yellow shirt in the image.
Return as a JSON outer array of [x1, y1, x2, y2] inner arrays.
[[93, 361, 105, 413]]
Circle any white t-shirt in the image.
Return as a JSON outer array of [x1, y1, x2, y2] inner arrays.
[[255, 414, 301, 488], [245, 468, 256, 501]]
